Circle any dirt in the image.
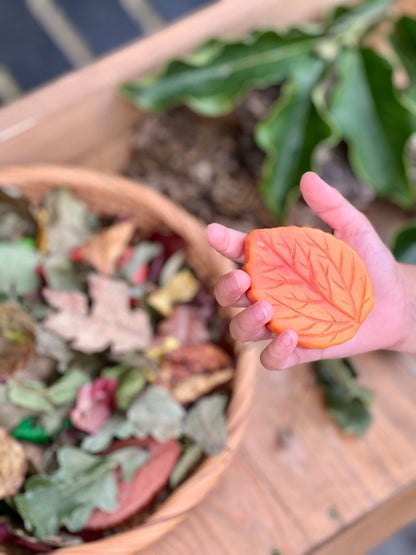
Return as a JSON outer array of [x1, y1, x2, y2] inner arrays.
[[125, 88, 377, 233]]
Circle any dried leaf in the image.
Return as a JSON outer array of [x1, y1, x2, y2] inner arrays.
[[44, 189, 95, 255], [0, 304, 35, 378], [42, 253, 82, 291], [169, 444, 203, 488], [43, 273, 152, 354], [81, 414, 135, 454], [86, 439, 181, 530], [127, 385, 185, 442], [35, 328, 73, 372], [244, 226, 374, 348], [158, 343, 233, 404], [0, 385, 34, 431], [14, 446, 118, 537], [107, 446, 149, 482], [70, 377, 118, 434], [0, 428, 27, 499], [0, 242, 40, 295], [156, 305, 210, 345], [147, 269, 200, 316], [76, 220, 136, 276], [183, 394, 228, 455], [115, 368, 147, 410], [120, 241, 162, 284]]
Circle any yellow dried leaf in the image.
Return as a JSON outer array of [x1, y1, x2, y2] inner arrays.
[[0, 428, 27, 499], [172, 368, 233, 404], [145, 336, 181, 359], [147, 269, 199, 316], [77, 220, 136, 276]]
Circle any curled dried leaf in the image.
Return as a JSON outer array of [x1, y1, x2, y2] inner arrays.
[[0, 304, 35, 378], [244, 226, 374, 348], [0, 428, 27, 499], [157, 343, 233, 403], [75, 220, 136, 276]]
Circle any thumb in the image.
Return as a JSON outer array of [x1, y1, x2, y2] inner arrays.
[[300, 172, 373, 239]]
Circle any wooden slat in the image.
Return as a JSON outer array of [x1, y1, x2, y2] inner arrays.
[[0, 0, 354, 171]]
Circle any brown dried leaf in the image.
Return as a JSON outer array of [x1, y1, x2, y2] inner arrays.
[[0, 428, 27, 499], [157, 343, 233, 403], [156, 305, 210, 345], [76, 220, 136, 276], [43, 274, 152, 354], [0, 304, 35, 378]]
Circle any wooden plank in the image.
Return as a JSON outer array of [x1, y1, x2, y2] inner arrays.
[[138, 450, 308, 555], [0, 0, 353, 170]]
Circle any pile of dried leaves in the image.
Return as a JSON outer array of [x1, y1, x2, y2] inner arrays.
[[0, 186, 233, 552]]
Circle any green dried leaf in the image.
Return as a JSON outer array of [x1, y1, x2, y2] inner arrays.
[[7, 380, 55, 413], [328, 47, 416, 208], [14, 446, 118, 537], [44, 189, 96, 255], [121, 29, 322, 116], [115, 368, 147, 411], [121, 241, 162, 283], [169, 444, 203, 489], [0, 242, 40, 295], [391, 221, 416, 264], [81, 414, 135, 453], [42, 253, 82, 291], [127, 385, 185, 442], [183, 394, 228, 455], [0, 384, 34, 430], [46, 369, 89, 406], [256, 57, 331, 220], [107, 446, 149, 481]]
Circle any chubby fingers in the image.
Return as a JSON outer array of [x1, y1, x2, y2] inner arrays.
[[229, 301, 274, 342], [206, 223, 247, 264], [214, 269, 251, 307]]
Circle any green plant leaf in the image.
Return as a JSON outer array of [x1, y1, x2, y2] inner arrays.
[[183, 393, 228, 455], [121, 29, 322, 116], [390, 221, 416, 264], [14, 446, 118, 537], [325, 0, 393, 40], [0, 242, 40, 295], [256, 57, 331, 220], [328, 47, 416, 208], [315, 358, 373, 435], [390, 16, 416, 112]]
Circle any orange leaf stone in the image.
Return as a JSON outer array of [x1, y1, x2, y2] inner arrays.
[[244, 226, 374, 348]]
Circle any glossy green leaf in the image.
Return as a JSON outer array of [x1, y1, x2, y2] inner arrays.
[[391, 16, 416, 112], [325, 0, 392, 39], [328, 47, 416, 208], [256, 58, 331, 220], [121, 29, 322, 116], [315, 358, 373, 435], [391, 221, 416, 264], [0, 242, 40, 295]]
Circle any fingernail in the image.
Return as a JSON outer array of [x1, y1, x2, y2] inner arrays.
[[254, 301, 272, 323], [280, 330, 294, 348], [230, 273, 241, 293]]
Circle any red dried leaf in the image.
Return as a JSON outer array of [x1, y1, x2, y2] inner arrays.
[[86, 438, 181, 529], [156, 305, 210, 345], [244, 226, 374, 348]]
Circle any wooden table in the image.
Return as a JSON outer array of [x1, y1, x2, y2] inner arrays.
[[1, 1, 416, 554]]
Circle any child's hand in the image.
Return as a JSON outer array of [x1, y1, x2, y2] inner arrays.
[[207, 172, 412, 370]]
